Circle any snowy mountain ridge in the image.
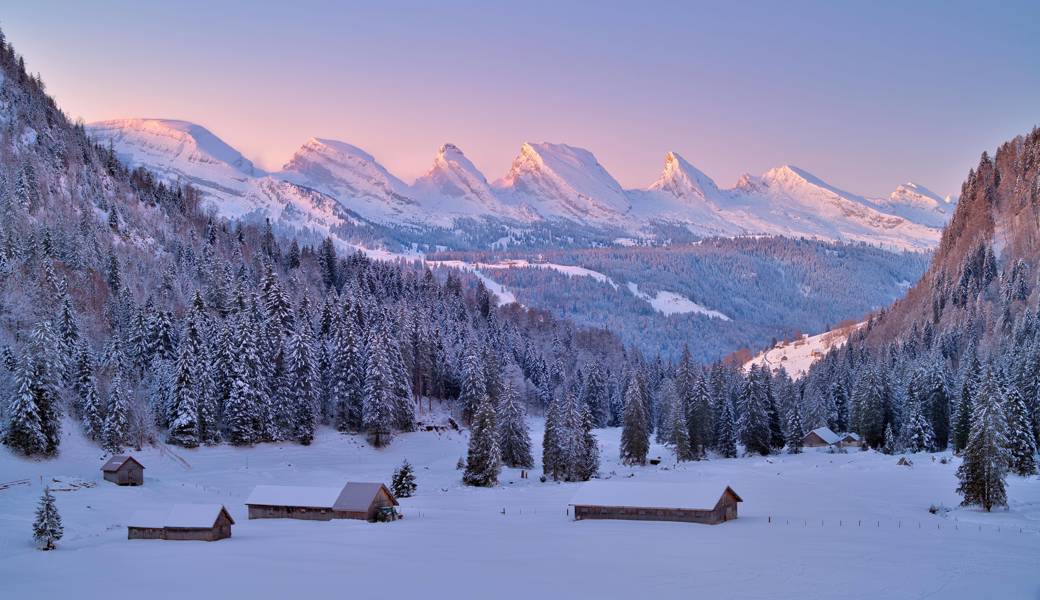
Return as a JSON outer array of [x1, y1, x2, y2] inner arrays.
[[86, 118, 951, 251]]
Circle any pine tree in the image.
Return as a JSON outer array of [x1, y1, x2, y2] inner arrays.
[[905, 399, 935, 453], [391, 459, 417, 498], [1003, 387, 1038, 476], [575, 403, 600, 480], [716, 396, 738, 458], [498, 382, 534, 468], [785, 404, 805, 454], [332, 316, 364, 432], [224, 317, 265, 445], [458, 345, 485, 427], [284, 329, 317, 445], [831, 380, 849, 433], [168, 311, 206, 447], [882, 423, 898, 455], [580, 361, 608, 427], [954, 351, 981, 452], [671, 385, 695, 461], [956, 367, 1009, 511], [81, 374, 104, 441], [102, 373, 131, 453], [32, 487, 63, 551], [542, 389, 566, 480], [463, 390, 500, 487], [739, 369, 772, 455], [620, 374, 650, 465], [3, 363, 47, 455], [362, 330, 396, 447]]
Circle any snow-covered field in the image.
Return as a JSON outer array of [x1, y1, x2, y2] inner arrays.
[[2, 418, 1038, 599], [746, 322, 865, 377]]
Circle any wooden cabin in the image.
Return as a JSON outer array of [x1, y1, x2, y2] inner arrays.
[[102, 455, 145, 486], [802, 426, 843, 448], [128, 504, 234, 541], [571, 482, 743, 525], [246, 482, 398, 522], [841, 432, 863, 447]]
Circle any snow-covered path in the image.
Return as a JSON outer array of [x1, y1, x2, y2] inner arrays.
[[1, 422, 1037, 599]]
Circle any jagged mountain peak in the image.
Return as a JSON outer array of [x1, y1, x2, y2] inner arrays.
[[649, 151, 719, 199]]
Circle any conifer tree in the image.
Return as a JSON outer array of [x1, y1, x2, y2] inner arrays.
[[168, 310, 206, 447], [739, 369, 772, 455], [575, 403, 600, 480], [620, 374, 650, 465], [882, 423, 898, 455], [458, 345, 485, 427], [391, 459, 417, 498], [3, 363, 47, 455], [32, 487, 63, 551], [224, 318, 265, 445], [905, 399, 935, 453], [956, 367, 1009, 511], [332, 316, 364, 431], [785, 404, 804, 454], [542, 389, 566, 480], [284, 328, 317, 445], [102, 373, 131, 453], [463, 390, 500, 487], [671, 386, 695, 461], [716, 396, 738, 458], [831, 380, 849, 433], [498, 382, 534, 468], [362, 331, 396, 447], [81, 373, 104, 441], [954, 351, 981, 452], [1003, 387, 1038, 476]]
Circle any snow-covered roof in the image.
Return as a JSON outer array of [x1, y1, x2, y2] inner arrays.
[[165, 504, 233, 528], [127, 509, 168, 529], [570, 481, 741, 510], [102, 455, 143, 472], [807, 427, 842, 445], [246, 485, 346, 509], [128, 504, 232, 529], [335, 482, 398, 511], [841, 432, 862, 442], [246, 483, 397, 510]]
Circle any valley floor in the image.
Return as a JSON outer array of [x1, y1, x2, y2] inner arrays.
[[1, 421, 1038, 599]]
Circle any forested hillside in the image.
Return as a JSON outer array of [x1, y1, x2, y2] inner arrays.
[[432, 239, 928, 361]]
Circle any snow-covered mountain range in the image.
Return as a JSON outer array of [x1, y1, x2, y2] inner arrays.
[[87, 118, 954, 250]]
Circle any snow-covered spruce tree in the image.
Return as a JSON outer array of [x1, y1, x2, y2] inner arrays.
[[956, 367, 1009, 511], [80, 372, 104, 441], [463, 391, 500, 487], [542, 388, 566, 480], [671, 386, 695, 461], [1003, 386, 1038, 476], [458, 344, 485, 427], [882, 423, 898, 455], [620, 374, 650, 465], [690, 371, 714, 457], [362, 329, 396, 447], [580, 361, 608, 427], [764, 376, 785, 450], [739, 368, 771, 456], [284, 328, 317, 445], [785, 404, 804, 454], [498, 382, 534, 469], [32, 487, 63, 551], [391, 459, 417, 498], [905, 398, 935, 453], [332, 315, 364, 432], [953, 350, 981, 453], [716, 396, 738, 458], [3, 363, 48, 455], [167, 309, 206, 448], [102, 372, 131, 453], [924, 361, 951, 450], [224, 317, 265, 445], [575, 403, 600, 480], [831, 380, 849, 433]]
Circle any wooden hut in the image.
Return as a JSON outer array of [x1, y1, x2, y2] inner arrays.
[[802, 426, 842, 448], [127, 504, 234, 541], [571, 482, 742, 525], [841, 432, 863, 447], [246, 482, 398, 522], [101, 455, 145, 486]]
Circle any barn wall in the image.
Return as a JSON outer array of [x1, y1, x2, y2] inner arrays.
[[164, 528, 217, 541], [574, 505, 725, 525], [248, 505, 334, 521], [127, 527, 163, 540]]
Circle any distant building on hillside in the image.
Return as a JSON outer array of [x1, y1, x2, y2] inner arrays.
[[246, 482, 399, 522], [802, 427, 843, 448], [127, 504, 234, 541], [101, 455, 145, 486], [570, 482, 742, 525]]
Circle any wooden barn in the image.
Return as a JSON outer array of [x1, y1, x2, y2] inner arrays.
[[101, 455, 145, 486], [841, 432, 863, 447], [802, 426, 843, 448], [246, 482, 398, 522], [570, 482, 743, 525], [128, 504, 234, 541]]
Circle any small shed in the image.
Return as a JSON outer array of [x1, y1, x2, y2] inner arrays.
[[102, 455, 145, 486], [246, 482, 398, 522], [841, 432, 863, 447], [570, 482, 742, 525], [802, 427, 843, 448], [128, 504, 234, 541]]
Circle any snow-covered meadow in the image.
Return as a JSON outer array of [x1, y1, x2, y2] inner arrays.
[[1, 420, 1038, 599]]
